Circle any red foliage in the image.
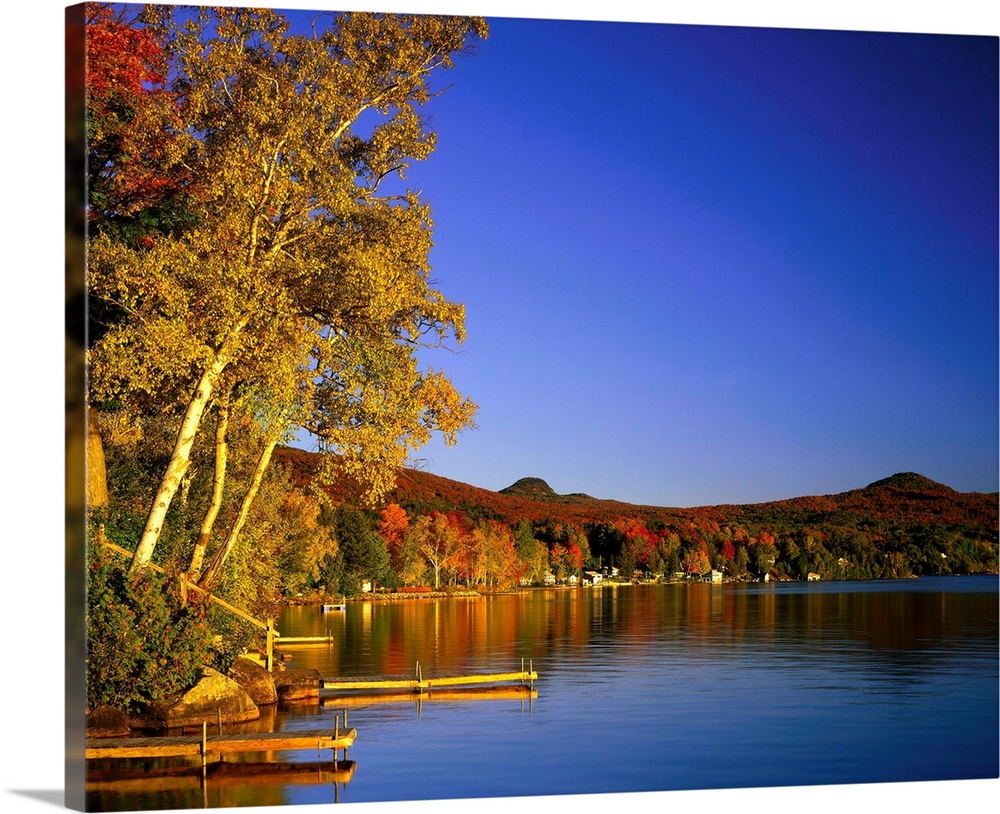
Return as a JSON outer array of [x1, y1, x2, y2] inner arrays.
[[85, 4, 190, 221]]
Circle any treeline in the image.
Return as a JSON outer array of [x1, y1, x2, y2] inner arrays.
[[96, 431, 992, 605]]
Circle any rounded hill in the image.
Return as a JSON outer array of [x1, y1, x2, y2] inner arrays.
[[499, 477, 560, 501], [865, 472, 954, 493]]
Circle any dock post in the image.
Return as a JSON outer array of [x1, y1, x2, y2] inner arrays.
[[266, 618, 275, 672], [334, 714, 340, 763], [201, 721, 207, 775]]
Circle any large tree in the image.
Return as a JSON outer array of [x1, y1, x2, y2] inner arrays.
[[87, 6, 484, 580]]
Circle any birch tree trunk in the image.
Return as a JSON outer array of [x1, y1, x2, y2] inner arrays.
[[187, 396, 230, 580], [129, 318, 247, 575], [197, 422, 284, 591]]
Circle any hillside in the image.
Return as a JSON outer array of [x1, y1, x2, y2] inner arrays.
[[499, 477, 595, 503], [274, 447, 997, 534], [272, 447, 997, 578]]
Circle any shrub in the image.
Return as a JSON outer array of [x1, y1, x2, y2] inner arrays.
[[86, 543, 215, 713]]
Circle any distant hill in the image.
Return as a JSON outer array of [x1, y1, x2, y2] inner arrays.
[[865, 472, 955, 494], [499, 477, 595, 503], [273, 448, 997, 538], [500, 476, 559, 500]]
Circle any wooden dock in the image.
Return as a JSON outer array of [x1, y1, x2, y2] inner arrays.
[[321, 660, 537, 693], [85, 725, 356, 767], [277, 635, 337, 644], [320, 686, 537, 706]]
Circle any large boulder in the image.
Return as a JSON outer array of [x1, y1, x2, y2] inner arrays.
[[86, 705, 130, 738], [273, 668, 321, 703], [228, 656, 278, 706], [146, 666, 260, 730]]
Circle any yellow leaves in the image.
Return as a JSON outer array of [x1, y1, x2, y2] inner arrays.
[[90, 6, 485, 538]]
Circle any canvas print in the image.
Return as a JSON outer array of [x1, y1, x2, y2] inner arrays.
[[65, 2, 998, 812]]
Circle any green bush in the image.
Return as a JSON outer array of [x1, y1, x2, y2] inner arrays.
[[86, 543, 216, 713]]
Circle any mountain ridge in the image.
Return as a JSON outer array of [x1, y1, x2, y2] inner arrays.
[[274, 448, 996, 533]]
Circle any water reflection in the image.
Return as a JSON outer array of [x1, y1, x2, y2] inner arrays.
[[88, 577, 998, 810], [87, 760, 355, 810]]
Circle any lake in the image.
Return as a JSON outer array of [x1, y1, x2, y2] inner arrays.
[[85, 575, 999, 811]]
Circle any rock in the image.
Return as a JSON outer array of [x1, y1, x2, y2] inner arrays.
[[273, 668, 321, 703], [145, 666, 260, 730], [228, 656, 278, 706], [86, 705, 130, 738]]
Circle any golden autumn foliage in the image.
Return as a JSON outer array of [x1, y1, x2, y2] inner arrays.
[[86, 5, 485, 579]]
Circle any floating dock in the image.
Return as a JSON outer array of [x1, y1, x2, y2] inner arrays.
[[85, 723, 355, 768], [320, 686, 537, 706], [276, 635, 338, 644], [321, 660, 537, 693]]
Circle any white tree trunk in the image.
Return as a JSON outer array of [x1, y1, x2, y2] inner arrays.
[[198, 423, 283, 590], [188, 398, 230, 580], [129, 318, 247, 575]]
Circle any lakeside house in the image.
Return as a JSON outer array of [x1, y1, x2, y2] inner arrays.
[[583, 571, 603, 585]]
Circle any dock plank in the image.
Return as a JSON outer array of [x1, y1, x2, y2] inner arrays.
[[85, 728, 356, 761], [321, 670, 537, 692]]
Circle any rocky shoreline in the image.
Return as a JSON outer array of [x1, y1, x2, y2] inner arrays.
[[86, 658, 324, 739], [87, 589, 520, 739]]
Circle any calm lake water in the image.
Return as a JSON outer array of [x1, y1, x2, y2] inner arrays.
[[86, 576, 999, 811]]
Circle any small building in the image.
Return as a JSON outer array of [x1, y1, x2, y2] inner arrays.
[[543, 572, 557, 586], [706, 570, 723, 584], [583, 571, 603, 585], [807, 573, 821, 582]]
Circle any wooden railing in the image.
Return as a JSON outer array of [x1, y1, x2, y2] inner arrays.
[[97, 539, 278, 670]]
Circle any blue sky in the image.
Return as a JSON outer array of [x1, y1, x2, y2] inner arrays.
[[281, 3, 998, 507], [265, 3, 1000, 507], [387, 15, 998, 506]]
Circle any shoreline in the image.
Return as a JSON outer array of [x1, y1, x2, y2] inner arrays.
[[280, 571, 998, 608]]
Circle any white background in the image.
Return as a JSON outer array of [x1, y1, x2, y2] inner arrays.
[[2, 2, 996, 813]]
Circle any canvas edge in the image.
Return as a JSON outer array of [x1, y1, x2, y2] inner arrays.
[[66, 3, 89, 811]]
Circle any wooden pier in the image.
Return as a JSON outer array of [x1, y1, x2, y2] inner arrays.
[[276, 635, 338, 644], [86, 721, 356, 769], [320, 686, 537, 706], [321, 659, 537, 694]]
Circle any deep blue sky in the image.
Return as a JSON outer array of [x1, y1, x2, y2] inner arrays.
[[287, 3, 999, 506], [397, 15, 998, 506]]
